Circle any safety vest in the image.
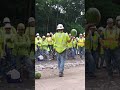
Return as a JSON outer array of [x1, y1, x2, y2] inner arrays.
[[35, 37, 41, 47], [67, 39, 73, 49], [53, 32, 70, 53], [25, 27, 35, 44], [4, 33, 14, 49], [85, 34, 92, 51], [14, 34, 30, 56], [73, 39, 77, 48], [92, 32, 99, 51], [100, 46, 104, 54], [41, 39, 49, 51], [46, 37, 53, 45], [78, 37, 85, 47], [103, 27, 118, 49]]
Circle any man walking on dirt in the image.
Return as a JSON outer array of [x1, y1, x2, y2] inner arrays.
[[52, 24, 73, 77]]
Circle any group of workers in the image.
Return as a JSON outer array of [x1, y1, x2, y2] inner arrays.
[[86, 16, 120, 78], [35, 24, 85, 77], [35, 28, 85, 61], [0, 17, 35, 80]]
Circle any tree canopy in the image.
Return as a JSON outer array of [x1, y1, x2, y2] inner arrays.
[[36, 0, 85, 36]]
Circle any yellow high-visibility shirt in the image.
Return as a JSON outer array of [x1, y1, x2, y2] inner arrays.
[[67, 39, 73, 49], [41, 39, 49, 51], [46, 37, 53, 45], [25, 27, 35, 44], [52, 32, 70, 53], [103, 27, 118, 49], [78, 37, 85, 47], [73, 39, 77, 48]]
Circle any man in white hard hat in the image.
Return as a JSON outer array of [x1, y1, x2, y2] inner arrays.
[[103, 18, 117, 78], [1, 17, 17, 34], [52, 24, 73, 77], [67, 33, 75, 59], [35, 34, 42, 60], [4, 23, 16, 68], [112, 16, 120, 75], [14, 23, 34, 79], [46, 33, 53, 56], [36, 33, 39, 36], [41, 36, 50, 60], [77, 33, 85, 60], [25, 17, 35, 56]]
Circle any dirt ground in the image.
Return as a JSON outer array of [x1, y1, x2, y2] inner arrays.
[[35, 65, 85, 90]]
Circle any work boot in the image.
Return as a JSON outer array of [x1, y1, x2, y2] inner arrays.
[[59, 72, 63, 77]]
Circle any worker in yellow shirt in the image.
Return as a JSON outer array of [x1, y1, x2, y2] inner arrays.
[[4, 23, 16, 69], [78, 33, 85, 59], [112, 16, 120, 75], [52, 24, 73, 77], [85, 24, 97, 77], [97, 27, 105, 68], [103, 18, 118, 77], [14, 23, 34, 79], [35, 33, 42, 59], [67, 34, 75, 59], [1, 17, 17, 35], [41, 36, 50, 60], [25, 17, 35, 55], [46, 33, 53, 53], [76, 37, 79, 55], [73, 37, 77, 56]]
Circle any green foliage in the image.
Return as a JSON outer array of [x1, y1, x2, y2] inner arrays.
[[66, 22, 84, 36], [36, 0, 85, 36]]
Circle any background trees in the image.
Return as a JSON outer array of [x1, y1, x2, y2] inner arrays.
[[36, 0, 85, 36]]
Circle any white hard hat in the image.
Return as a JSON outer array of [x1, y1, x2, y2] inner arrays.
[[3, 17, 10, 23], [69, 34, 71, 36], [47, 33, 50, 36], [116, 16, 120, 21], [36, 33, 39, 36], [17, 23, 25, 30], [28, 17, 35, 23], [42, 36, 46, 38], [57, 24, 64, 30], [4, 23, 11, 29], [107, 18, 113, 23], [83, 32, 85, 35], [80, 33, 82, 35], [98, 27, 104, 31]]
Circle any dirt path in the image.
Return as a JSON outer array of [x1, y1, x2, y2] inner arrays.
[[35, 65, 85, 90]]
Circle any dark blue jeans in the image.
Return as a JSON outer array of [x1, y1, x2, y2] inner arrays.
[[104, 49, 115, 76], [56, 50, 66, 73], [85, 50, 96, 75], [79, 47, 84, 59], [92, 50, 99, 68]]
